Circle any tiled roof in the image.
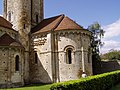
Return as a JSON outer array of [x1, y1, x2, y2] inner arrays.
[[0, 16, 13, 29], [55, 16, 83, 31], [31, 14, 63, 34], [0, 33, 22, 47], [32, 14, 85, 34]]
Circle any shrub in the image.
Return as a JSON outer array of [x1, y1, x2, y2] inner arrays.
[[50, 70, 120, 90]]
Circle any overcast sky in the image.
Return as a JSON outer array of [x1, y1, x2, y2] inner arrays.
[[0, 0, 120, 54]]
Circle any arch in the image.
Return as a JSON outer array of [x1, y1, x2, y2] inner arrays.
[[15, 55, 19, 71], [64, 45, 75, 52]]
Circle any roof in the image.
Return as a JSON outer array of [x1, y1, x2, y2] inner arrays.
[[31, 14, 86, 34], [0, 33, 22, 47], [55, 16, 83, 31], [0, 16, 13, 29]]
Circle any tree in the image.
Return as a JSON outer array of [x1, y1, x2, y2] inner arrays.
[[88, 22, 105, 74], [101, 50, 120, 60], [88, 22, 105, 54]]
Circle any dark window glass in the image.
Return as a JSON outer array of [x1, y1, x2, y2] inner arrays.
[[36, 15, 39, 23], [66, 48, 72, 64], [35, 52, 38, 64], [15, 55, 19, 71], [23, 24, 25, 29], [68, 49, 72, 64]]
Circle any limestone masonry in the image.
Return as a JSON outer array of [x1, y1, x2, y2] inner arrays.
[[0, 0, 92, 88]]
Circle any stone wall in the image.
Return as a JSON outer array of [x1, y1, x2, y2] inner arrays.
[[4, 0, 44, 29], [30, 33, 52, 83], [0, 47, 24, 88], [94, 60, 120, 74], [31, 0, 44, 27], [31, 30, 92, 83], [4, 0, 44, 83], [56, 30, 92, 82]]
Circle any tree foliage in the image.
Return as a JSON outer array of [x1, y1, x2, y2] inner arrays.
[[88, 22, 105, 54], [101, 50, 120, 60]]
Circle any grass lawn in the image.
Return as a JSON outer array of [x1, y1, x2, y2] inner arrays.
[[109, 83, 120, 90], [0, 84, 51, 90]]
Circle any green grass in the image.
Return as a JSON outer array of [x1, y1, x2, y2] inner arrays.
[[109, 83, 120, 90], [0, 84, 51, 90]]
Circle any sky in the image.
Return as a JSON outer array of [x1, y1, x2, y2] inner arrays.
[[0, 0, 120, 54]]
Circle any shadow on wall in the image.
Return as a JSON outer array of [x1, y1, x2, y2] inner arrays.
[[94, 60, 120, 74], [30, 57, 52, 84]]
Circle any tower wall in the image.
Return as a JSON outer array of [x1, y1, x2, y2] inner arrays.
[[3, 0, 44, 84], [3, 0, 44, 29], [31, 0, 44, 27]]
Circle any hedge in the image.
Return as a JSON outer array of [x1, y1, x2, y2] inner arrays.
[[50, 70, 120, 90]]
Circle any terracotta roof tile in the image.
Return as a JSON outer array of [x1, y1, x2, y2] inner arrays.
[[0, 33, 22, 47], [0, 16, 13, 29], [31, 14, 64, 34], [55, 16, 83, 31], [32, 14, 87, 34]]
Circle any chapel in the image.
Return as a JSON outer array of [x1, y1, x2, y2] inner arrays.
[[0, 0, 92, 88]]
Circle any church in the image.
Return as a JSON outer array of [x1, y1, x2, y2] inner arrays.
[[0, 0, 93, 88]]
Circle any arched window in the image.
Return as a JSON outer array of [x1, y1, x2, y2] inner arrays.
[[64, 46, 74, 64], [15, 55, 19, 71], [67, 49, 72, 64], [66, 48, 73, 64], [35, 52, 38, 64]]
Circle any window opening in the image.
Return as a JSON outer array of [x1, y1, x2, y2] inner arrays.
[[36, 14, 39, 23], [15, 55, 19, 71], [66, 48, 72, 64], [8, 12, 11, 21], [35, 52, 38, 64]]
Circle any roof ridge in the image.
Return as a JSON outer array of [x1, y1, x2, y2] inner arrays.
[[31, 14, 64, 33], [51, 14, 65, 31], [44, 14, 64, 21]]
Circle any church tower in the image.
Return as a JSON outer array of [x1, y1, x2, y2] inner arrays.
[[3, 0, 44, 29], [3, 0, 44, 84]]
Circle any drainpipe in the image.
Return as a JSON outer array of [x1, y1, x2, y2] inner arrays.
[[82, 47, 85, 72]]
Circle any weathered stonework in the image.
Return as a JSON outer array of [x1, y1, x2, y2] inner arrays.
[[0, 0, 93, 88], [30, 30, 92, 83], [30, 33, 53, 83], [0, 46, 24, 88], [3, 0, 44, 84]]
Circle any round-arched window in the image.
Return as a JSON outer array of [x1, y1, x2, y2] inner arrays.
[[64, 46, 75, 64], [15, 55, 19, 71], [66, 48, 72, 64]]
